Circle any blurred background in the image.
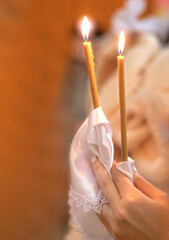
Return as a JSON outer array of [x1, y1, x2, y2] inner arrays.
[[0, 0, 168, 240]]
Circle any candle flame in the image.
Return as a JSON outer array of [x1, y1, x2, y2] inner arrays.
[[82, 16, 90, 41], [118, 31, 125, 54]]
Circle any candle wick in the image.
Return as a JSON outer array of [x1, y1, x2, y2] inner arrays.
[[83, 35, 88, 42]]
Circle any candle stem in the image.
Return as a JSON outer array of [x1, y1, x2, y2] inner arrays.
[[83, 41, 100, 109], [118, 55, 128, 161]]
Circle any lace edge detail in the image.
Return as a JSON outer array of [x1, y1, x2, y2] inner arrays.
[[68, 185, 108, 214], [68, 186, 111, 240], [68, 187, 104, 240]]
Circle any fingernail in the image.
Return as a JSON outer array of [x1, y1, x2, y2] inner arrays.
[[133, 166, 138, 172], [113, 160, 117, 168], [91, 156, 97, 164]]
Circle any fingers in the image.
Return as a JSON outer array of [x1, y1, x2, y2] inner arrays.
[[111, 161, 164, 200], [111, 163, 136, 197], [92, 158, 120, 210], [133, 171, 165, 200], [101, 203, 112, 220]]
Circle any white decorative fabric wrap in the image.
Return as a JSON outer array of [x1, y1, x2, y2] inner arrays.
[[116, 157, 135, 182], [69, 107, 135, 240]]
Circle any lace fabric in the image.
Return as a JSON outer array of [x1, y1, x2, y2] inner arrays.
[[69, 186, 108, 214], [68, 158, 135, 240], [68, 107, 114, 240], [68, 186, 111, 240]]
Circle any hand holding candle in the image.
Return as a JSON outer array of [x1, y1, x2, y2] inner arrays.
[[117, 31, 128, 161], [82, 16, 100, 109]]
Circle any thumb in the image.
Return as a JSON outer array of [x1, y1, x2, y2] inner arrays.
[[134, 172, 164, 200]]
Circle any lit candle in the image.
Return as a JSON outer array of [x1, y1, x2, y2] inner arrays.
[[82, 16, 100, 109], [117, 31, 128, 161]]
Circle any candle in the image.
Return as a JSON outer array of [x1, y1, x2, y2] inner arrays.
[[82, 16, 100, 109], [117, 31, 128, 161]]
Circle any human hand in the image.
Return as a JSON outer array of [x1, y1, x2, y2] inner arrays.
[[92, 157, 169, 240]]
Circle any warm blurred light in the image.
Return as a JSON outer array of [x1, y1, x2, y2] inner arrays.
[[82, 16, 90, 41], [118, 31, 125, 54]]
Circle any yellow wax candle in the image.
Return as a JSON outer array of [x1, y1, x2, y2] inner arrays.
[[117, 31, 128, 162], [82, 16, 100, 109]]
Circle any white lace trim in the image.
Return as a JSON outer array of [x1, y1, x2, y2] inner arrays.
[[68, 193, 92, 240], [68, 185, 108, 214], [68, 186, 109, 240]]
